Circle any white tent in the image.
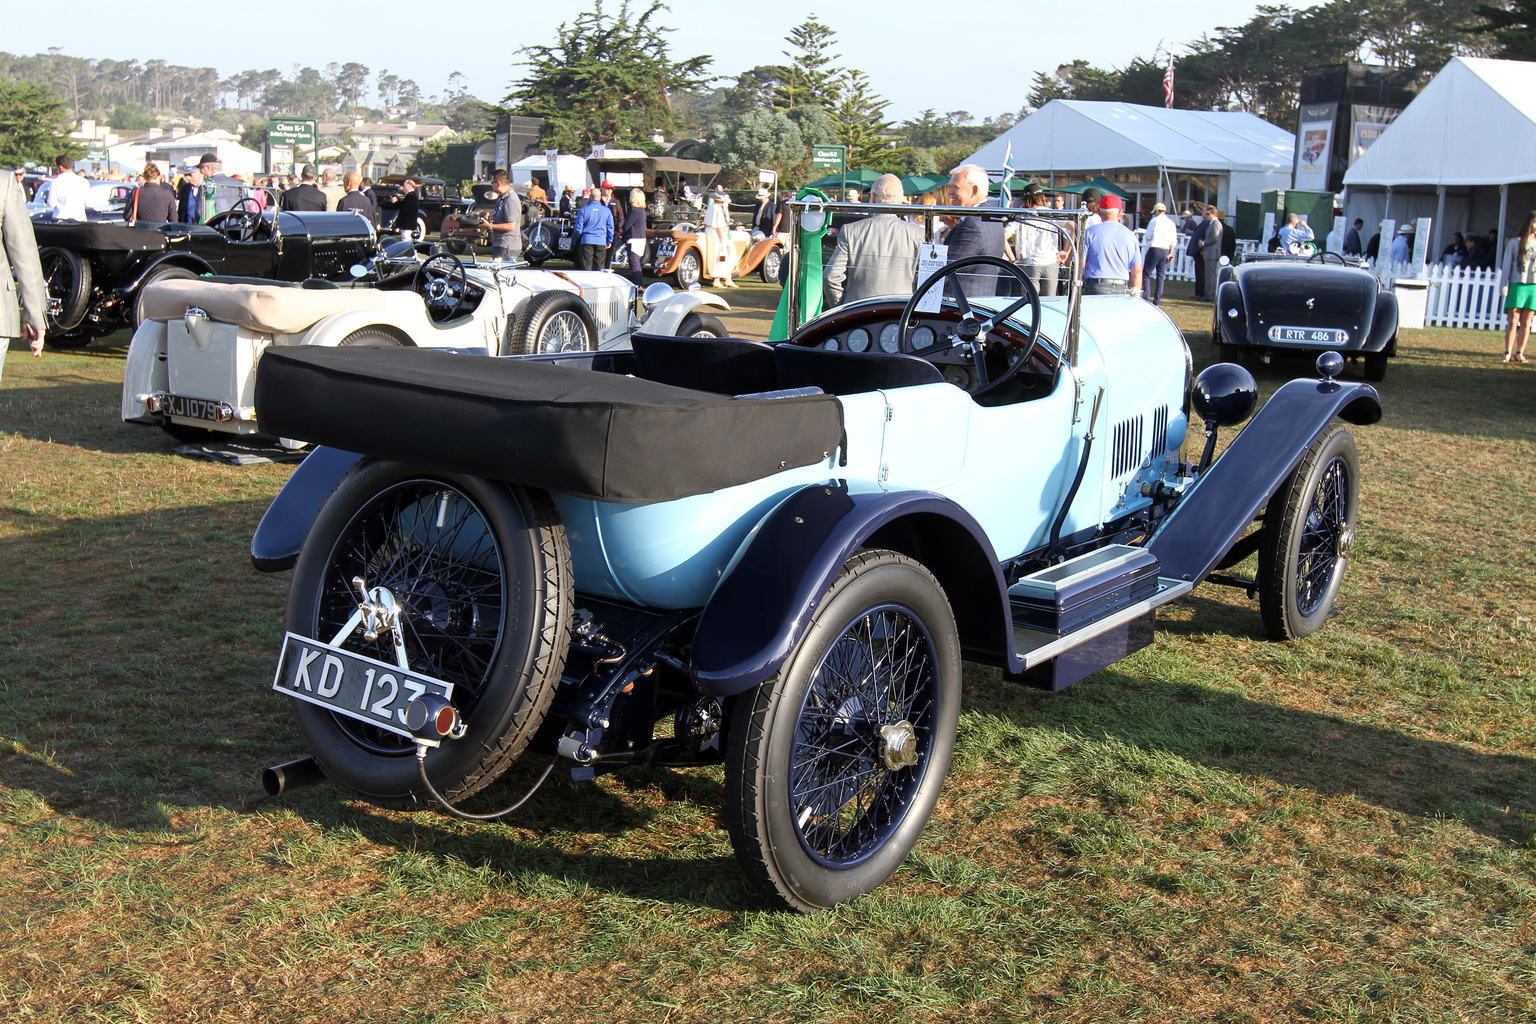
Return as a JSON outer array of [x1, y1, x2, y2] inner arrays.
[[1343, 57, 1536, 258], [509, 152, 592, 196], [963, 100, 1295, 216]]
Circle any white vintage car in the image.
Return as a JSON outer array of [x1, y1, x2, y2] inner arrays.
[[121, 248, 730, 442]]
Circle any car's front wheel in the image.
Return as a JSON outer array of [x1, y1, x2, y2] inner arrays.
[[724, 550, 961, 912], [676, 311, 727, 338], [503, 290, 598, 355], [759, 246, 783, 285], [1258, 422, 1358, 640], [286, 462, 572, 808], [674, 249, 701, 289]]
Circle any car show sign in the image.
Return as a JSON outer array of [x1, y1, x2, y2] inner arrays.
[[268, 118, 318, 175], [1294, 117, 1332, 192]]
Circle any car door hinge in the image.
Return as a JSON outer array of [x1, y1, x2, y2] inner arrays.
[[879, 463, 890, 482], [884, 406, 894, 421]]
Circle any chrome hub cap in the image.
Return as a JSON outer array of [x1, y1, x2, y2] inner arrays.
[[879, 720, 919, 771]]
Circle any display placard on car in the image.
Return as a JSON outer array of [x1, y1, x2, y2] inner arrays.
[[272, 632, 455, 746]]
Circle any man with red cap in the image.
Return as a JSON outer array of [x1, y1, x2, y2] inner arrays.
[[1082, 193, 1142, 296]]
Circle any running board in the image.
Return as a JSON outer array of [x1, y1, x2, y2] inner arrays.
[[1008, 578, 1194, 691]]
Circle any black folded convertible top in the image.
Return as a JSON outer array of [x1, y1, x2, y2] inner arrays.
[[31, 221, 170, 252], [257, 348, 845, 504]]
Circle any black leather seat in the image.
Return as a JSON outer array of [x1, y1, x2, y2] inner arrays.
[[629, 334, 779, 395], [773, 344, 944, 395]]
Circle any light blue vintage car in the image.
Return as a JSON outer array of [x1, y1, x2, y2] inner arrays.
[[251, 203, 1381, 911]]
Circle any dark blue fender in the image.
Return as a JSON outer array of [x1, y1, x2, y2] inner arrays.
[[250, 446, 365, 572], [1146, 378, 1381, 585], [690, 483, 1011, 698]]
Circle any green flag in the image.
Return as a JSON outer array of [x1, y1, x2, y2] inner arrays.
[[770, 188, 830, 341]]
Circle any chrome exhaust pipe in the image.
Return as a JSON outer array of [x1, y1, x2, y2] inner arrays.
[[262, 756, 324, 797]]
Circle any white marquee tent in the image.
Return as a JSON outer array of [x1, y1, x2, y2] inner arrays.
[[1343, 57, 1536, 258], [963, 100, 1295, 217]]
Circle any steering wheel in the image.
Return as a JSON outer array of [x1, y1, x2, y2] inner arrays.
[[1307, 250, 1347, 266], [898, 255, 1042, 398], [413, 252, 467, 322], [218, 197, 266, 242]]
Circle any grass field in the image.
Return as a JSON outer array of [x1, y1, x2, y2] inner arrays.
[[2, 277, 1534, 1022]]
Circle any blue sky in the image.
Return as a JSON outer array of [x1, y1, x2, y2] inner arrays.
[[9, 0, 1331, 124]]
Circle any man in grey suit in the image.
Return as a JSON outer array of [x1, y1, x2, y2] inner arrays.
[[824, 173, 924, 306], [1, 170, 47, 372], [1198, 206, 1224, 302]]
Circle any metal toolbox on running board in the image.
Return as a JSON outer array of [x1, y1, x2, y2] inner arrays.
[[1009, 544, 1162, 635]]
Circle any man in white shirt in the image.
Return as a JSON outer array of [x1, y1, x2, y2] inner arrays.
[[46, 155, 90, 222], [1390, 224, 1414, 263], [1141, 201, 1178, 305]]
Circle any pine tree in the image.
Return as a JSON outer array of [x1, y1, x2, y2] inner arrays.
[[775, 16, 843, 111]]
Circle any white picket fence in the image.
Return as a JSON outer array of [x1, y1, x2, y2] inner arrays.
[[1373, 261, 1506, 331]]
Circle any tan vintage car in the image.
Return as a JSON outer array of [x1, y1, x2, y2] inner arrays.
[[650, 224, 784, 287]]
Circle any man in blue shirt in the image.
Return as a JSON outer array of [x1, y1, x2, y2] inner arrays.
[[572, 195, 613, 272], [1082, 195, 1142, 295], [1277, 213, 1315, 254]]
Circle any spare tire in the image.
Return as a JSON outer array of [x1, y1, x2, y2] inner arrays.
[[285, 462, 573, 808], [504, 290, 597, 355], [39, 247, 91, 334]]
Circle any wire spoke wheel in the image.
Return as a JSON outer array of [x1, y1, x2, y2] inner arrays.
[[726, 550, 960, 911], [539, 309, 589, 352], [1259, 422, 1358, 640], [287, 463, 571, 807], [314, 480, 506, 755], [791, 606, 938, 867]]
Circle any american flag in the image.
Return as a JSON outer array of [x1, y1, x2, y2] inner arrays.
[[1163, 57, 1175, 108]]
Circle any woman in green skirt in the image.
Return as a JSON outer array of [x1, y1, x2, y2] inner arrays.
[[1500, 210, 1536, 363]]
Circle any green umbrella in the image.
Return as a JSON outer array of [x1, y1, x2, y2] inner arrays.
[[1052, 176, 1133, 200], [900, 173, 948, 195], [804, 167, 884, 192]]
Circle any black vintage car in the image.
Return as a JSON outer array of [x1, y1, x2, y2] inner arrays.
[[372, 176, 470, 237], [33, 209, 378, 346], [1213, 252, 1399, 381]]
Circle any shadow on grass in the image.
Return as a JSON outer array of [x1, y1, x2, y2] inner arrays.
[[271, 762, 752, 910], [968, 655, 1536, 847]]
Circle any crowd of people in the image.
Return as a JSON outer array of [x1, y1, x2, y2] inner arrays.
[[10, 150, 1536, 370]]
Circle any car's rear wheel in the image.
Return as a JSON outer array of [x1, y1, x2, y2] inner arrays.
[[1258, 422, 1358, 640], [724, 550, 961, 912], [286, 462, 572, 808], [40, 247, 91, 335], [133, 265, 200, 331], [504, 290, 597, 355], [676, 311, 727, 338], [1362, 352, 1387, 382]]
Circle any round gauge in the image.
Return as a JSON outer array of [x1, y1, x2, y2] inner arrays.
[[823, 338, 840, 350], [879, 323, 900, 352], [846, 328, 871, 353], [911, 325, 936, 350]]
